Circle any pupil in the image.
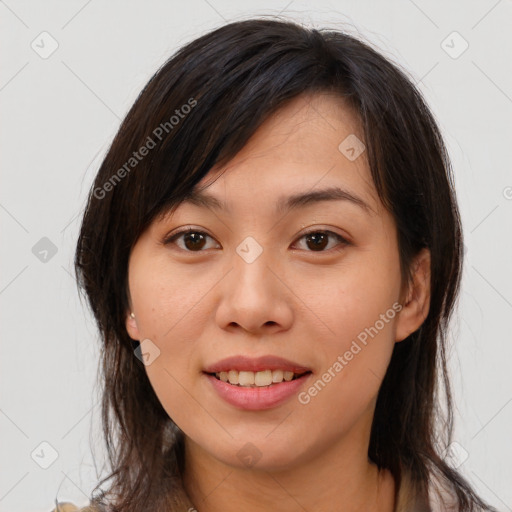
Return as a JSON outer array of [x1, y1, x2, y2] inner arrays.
[[184, 233, 205, 250], [307, 233, 327, 251]]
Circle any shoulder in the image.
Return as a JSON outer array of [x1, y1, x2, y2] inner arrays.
[[49, 504, 77, 512], [395, 469, 459, 512], [395, 470, 426, 511], [428, 471, 459, 511], [50, 502, 107, 512]]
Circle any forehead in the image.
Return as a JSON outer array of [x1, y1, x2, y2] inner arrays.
[[188, 92, 380, 215], [213, 92, 364, 166]]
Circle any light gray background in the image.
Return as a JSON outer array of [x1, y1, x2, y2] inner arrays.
[[1, 1, 511, 510]]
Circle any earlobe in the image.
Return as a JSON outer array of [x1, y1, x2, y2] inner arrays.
[[395, 248, 431, 343], [125, 310, 141, 341]]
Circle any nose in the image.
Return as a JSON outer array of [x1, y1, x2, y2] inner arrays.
[[214, 246, 294, 336]]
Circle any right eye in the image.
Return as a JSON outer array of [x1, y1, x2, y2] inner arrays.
[[163, 228, 220, 252]]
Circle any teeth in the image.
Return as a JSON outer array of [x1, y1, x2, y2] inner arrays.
[[254, 370, 272, 386], [283, 371, 294, 381], [238, 371, 254, 386], [272, 369, 283, 382], [213, 369, 306, 387]]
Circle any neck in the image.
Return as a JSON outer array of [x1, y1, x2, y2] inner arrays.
[[182, 427, 395, 512]]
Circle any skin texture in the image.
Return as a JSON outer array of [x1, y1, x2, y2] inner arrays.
[[125, 93, 431, 512]]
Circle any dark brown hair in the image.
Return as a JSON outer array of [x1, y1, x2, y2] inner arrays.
[[74, 16, 497, 512]]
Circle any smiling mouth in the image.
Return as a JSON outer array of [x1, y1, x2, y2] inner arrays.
[[206, 369, 312, 387]]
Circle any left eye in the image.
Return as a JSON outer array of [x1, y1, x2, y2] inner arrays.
[[293, 230, 350, 253], [163, 229, 349, 253]]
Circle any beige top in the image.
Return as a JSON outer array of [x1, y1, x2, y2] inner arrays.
[[50, 470, 458, 512]]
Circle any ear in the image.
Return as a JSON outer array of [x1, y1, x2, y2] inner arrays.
[[395, 248, 431, 343], [125, 310, 141, 341]]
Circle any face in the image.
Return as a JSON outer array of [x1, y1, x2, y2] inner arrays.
[[125, 92, 430, 472]]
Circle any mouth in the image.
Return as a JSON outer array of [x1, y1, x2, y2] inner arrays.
[[206, 369, 312, 388], [202, 355, 313, 409], [203, 368, 313, 410]]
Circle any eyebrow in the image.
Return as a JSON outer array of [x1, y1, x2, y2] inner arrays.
[[182, 186, 374, 215]]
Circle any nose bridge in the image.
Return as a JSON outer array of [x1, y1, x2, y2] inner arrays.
[[235, 234, 266, 266], [232, 234, 274, 296], [214, 234, 292, 333]]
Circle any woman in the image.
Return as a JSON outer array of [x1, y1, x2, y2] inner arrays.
[[57, 17, 498, 512]]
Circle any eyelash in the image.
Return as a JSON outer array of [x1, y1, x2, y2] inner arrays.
[[162, 227, 350, 254]]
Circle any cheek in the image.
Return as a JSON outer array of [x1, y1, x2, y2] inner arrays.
[[129, 253, 221, 340], [296, 252, 401, 408], [128, 256, 225, 424], [300, 249, 401, 347], [291, 291, 399, 447], [144, 356, 197, 426]]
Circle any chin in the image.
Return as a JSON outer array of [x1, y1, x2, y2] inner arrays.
[[207, 439, 308, 473]]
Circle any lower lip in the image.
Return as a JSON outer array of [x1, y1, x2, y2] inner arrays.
[[204, 372, 312, 411]]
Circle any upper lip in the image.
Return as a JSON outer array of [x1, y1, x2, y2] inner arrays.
[[203, 355, 312, 374]]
